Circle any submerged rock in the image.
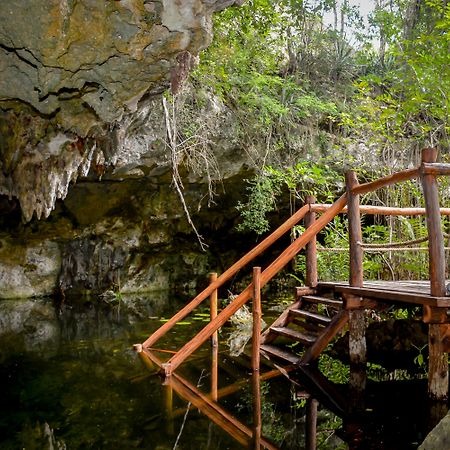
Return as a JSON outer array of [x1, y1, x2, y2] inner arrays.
[[419, 412, 450, 450]]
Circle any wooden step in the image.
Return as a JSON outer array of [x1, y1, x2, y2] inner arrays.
[[260, 344, 302, 365], [289, 309, 332, 325], [270, 327, 317, 345], [292, 318, 322, 334], [301, 295, 343, 308]]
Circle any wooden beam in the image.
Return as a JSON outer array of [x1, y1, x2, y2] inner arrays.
[[311, 204, 450, 216], [141, 204, 310, 348], [161, 194, 348, 376], [328, 285, 450, 307]]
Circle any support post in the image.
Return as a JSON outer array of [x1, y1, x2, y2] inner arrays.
[[345, 171, 367, 407], [421, 148, 448, 402], [210, 272, 218, 401], [305, 397, 318, 450], [252, 267, 262, 449], [305, 195, 318, 288]]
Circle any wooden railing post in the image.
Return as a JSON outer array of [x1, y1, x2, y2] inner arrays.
[[421, 147, 448, 402], [252, 267, 262, 373], [346, 171, 363, 288], [210, 273, 219, 349], [345, 170, 366, 404], [252, 267, 262, 449], [209, 272, 218, 401], [305, 195, 318, 288]]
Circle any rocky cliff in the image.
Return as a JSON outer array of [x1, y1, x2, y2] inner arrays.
[[0, 0, 243, 221], [0, 0, 252, 300]]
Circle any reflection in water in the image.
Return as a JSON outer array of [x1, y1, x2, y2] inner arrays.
[[0, 295, 447, 449]]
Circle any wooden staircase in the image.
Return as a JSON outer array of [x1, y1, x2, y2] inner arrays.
[[260, 287, 349, 367], [136, 150, 450, 391]]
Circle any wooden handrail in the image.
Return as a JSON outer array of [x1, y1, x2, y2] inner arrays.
[[142, 204, 310, 348], [161, 194, 348, 376], [352, 167, 419, 195], [311, 204, 450, 216], [422, 162, 450, 176]]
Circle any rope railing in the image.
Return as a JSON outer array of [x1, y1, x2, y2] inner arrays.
[[318, 247, 450, 252]]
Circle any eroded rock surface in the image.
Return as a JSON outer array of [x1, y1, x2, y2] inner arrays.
[[0, 0, 242, 221]]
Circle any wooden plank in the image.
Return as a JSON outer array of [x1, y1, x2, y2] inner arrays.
[[141, 204, 310, 348], [302, 295, 343, 308], [271, 327, 317, 344], [162, 194, 348, 375], [352, 168, 419, 196], [295, 287, 317, 297], [301, 311, 349, 365], [311, 204, 450, 216], [289, 309, 332, 325], [260, 344, 302, 365], [305, 195, 318, 287]]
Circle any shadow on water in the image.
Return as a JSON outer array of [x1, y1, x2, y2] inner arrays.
[[0, 294, 447, 449]]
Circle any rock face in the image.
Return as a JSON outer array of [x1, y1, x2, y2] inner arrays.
[[0, 0, 254, 300], [0, 0, 243, 221], [419, 412, 450, 450]]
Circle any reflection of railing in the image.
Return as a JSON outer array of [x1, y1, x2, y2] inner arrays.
[[136, 147, 450, 379], [139, 347, 279, 449]]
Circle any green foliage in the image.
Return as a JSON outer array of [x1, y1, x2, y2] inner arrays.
[[236, 161, 341, 234], [236, 174, 282, 234], [355, 0, 450, 146], [318, 354, 349, 384]]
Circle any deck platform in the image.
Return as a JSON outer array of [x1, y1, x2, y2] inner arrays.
[[318, 280, 450, 308]]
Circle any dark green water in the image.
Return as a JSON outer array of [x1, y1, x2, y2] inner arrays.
[[0, 294, 443, 449]]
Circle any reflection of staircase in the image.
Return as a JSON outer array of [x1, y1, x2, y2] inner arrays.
[[260, 287, 349, 366]]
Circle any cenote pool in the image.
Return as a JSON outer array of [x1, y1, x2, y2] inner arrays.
[[0, 294, 444, 449]]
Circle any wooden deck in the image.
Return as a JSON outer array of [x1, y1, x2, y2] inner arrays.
[[318, 280, 450, 307]]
